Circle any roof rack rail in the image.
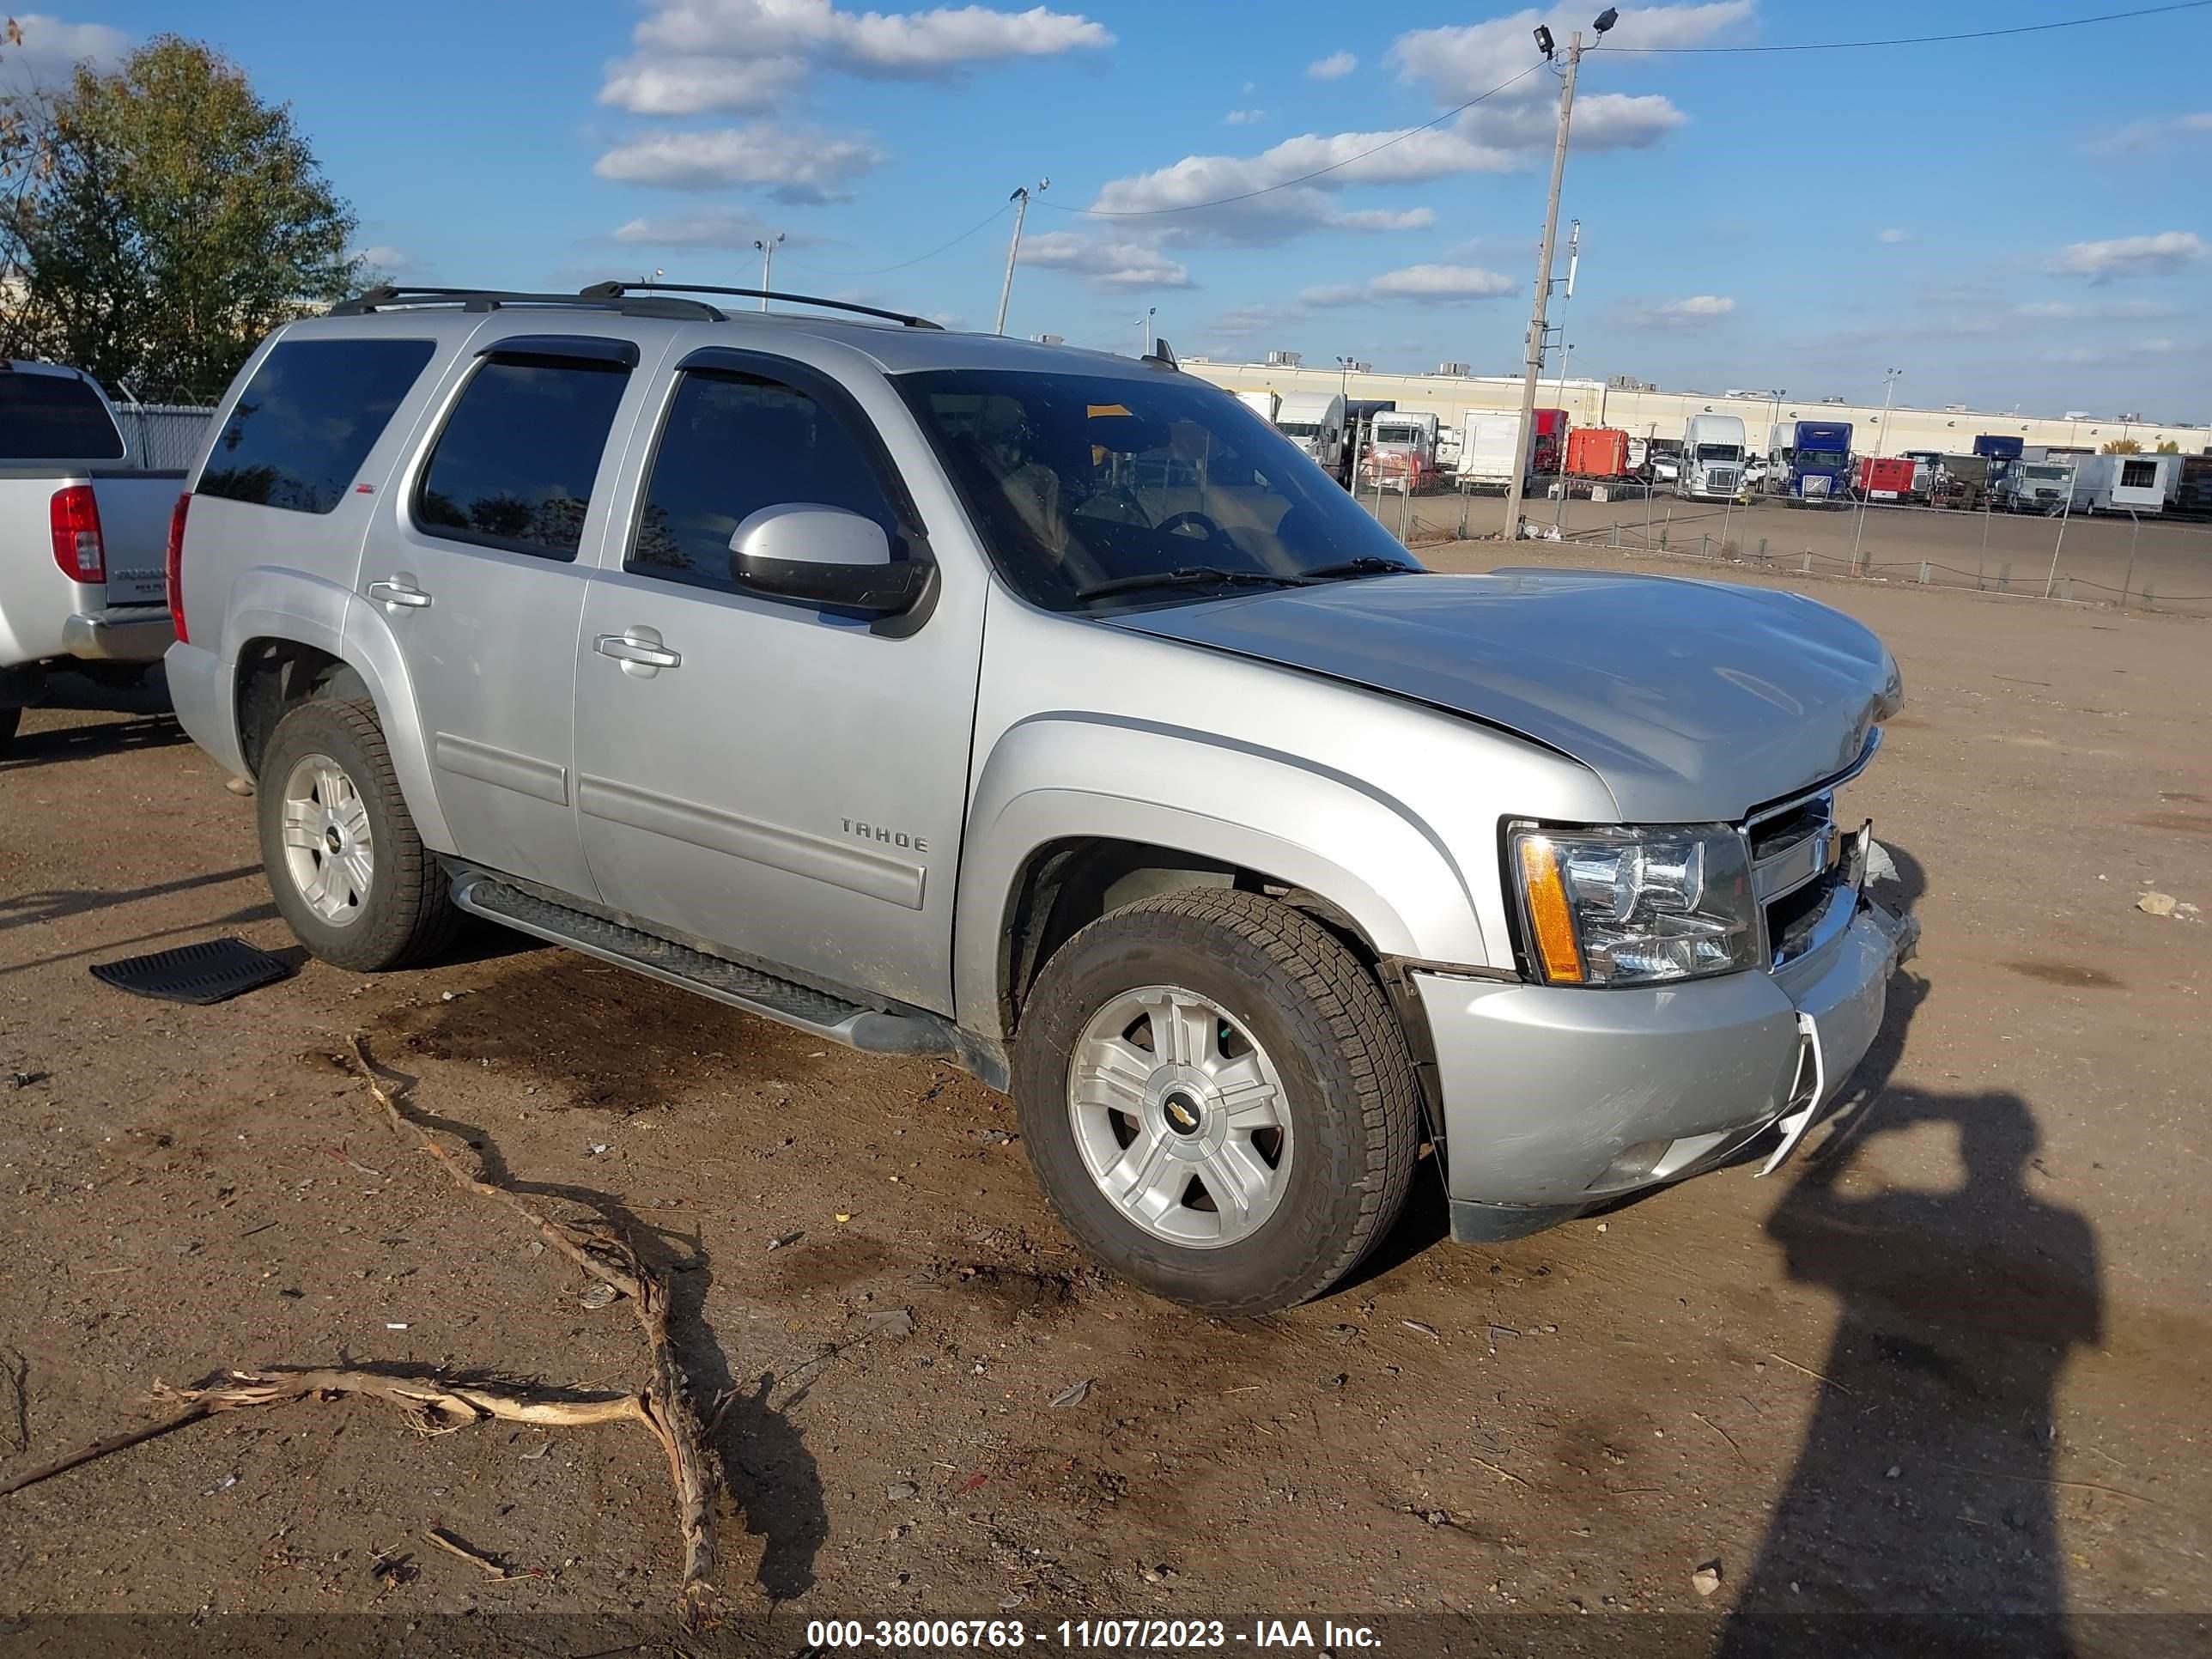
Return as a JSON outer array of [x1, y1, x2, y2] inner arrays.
[[580, 281, 945, 331], [329, 285, 726, 322]]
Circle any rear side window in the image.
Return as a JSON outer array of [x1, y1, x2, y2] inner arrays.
[[0, 371, 125, 461], [198, 337, 436, 513], [629, 370, 898, 592], [416, 356, 629, 562]]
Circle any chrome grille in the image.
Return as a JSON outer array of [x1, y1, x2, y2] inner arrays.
[[1747, 789, 1857, 967]]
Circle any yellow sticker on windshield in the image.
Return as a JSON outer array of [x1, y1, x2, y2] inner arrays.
[[1087, 403, 1133, 419]]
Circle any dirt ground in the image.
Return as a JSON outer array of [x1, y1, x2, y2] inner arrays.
[[3, 553, 2209, 1653]]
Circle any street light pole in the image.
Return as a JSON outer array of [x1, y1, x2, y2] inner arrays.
[[752, 233, 785, 311], [1502, 27, 1587, 543], [994, 179, 1048, 336], [1850, 368, 1900, 574]]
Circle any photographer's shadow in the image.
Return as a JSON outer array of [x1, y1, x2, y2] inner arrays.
[[1724, 1012, 2103, 1651]]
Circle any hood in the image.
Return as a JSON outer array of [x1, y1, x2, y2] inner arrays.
[[1103, 570, 1900, 822]]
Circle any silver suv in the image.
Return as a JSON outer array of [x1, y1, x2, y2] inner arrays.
[[166, 283, 1915, 1314]]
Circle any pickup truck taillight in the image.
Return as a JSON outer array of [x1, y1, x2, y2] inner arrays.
[[51, 484, 106, 583], [166, 491, 191, 645]]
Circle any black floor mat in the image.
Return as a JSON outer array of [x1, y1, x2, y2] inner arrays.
[[89, 937, 292, 1006]]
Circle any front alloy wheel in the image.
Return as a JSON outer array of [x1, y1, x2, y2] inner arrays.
[[1069, 984, 1294, 1249]]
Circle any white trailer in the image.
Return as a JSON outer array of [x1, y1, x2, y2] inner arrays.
[[1454, 412, 1525, 491], [2070, 451, 2184, 514], [1273, 392, 1346, 477], [1236, 389, 1279, 424]]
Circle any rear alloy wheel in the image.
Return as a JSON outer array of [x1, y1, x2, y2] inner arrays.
[[1014, 890, 1421, 1315], [257, 697, 459, 971]]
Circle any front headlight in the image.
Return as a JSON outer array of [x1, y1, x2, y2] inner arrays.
[[1509, 822, 1760, 987]]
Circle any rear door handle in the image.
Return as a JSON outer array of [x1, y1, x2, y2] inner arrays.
[[368, 578, 432, 609], [594, 632, 681, 670]]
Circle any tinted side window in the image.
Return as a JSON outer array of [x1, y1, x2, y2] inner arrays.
[[629, 371, 898, 592], [198, 337, 435, 513], [416, 356, 630, 562], [0, 373, 125, 460]]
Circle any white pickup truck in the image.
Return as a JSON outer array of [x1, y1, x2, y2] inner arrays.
[[0, 362, 189, 752]]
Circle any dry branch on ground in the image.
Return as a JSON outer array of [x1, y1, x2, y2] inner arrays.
[[0, 1036, 729, 1630]]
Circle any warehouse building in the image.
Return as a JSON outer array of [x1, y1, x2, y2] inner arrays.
[[1179, 356, 2205, 460]]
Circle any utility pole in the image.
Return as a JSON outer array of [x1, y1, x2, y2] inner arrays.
[[1503, 29, 1585, 542], [1850, 368, 1901, 574], [1140, 306, 1157, 356], [752, 233, 785, 310], [1551, 340, 1575, 532], [994, 179, 1048, 336]]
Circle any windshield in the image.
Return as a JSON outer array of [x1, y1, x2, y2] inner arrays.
[[897, 368, 1415, 611], [1798, 449, 1846, 471], [1276, 420, 1319, 437], [1695, 443, 1744, 463]]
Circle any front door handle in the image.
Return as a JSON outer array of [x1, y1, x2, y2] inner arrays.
[[368, 577, 432, 609], [594, 631, 681, 670]]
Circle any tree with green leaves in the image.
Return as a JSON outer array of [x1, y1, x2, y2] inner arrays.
[[0, 33, 367, 399]]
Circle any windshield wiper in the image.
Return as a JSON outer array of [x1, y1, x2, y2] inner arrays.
[[1301, 556, 1418, 580], [1076, 566, 1310, 602]]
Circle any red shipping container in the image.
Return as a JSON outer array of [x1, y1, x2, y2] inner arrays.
[[1565, 427, 1629, 478], [1857, 455, 1915, 496]]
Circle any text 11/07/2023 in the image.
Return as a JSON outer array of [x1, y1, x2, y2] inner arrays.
[[802, 1617, 1382, 1650]]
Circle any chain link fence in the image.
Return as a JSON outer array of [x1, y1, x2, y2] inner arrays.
[[1356, 478, 2212, 617], [112, 400, 216, 471]]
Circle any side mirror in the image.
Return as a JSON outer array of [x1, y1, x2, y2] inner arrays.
[[726, 504, 930, 617]]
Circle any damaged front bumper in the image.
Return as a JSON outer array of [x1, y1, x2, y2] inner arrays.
[[1411, 892, 1918, 1243]]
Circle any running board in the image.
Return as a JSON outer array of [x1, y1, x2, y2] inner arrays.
[[450, 873, 961, 1060]]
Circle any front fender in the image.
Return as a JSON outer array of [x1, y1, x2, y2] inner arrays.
[[952, 713, 1488, 1044]]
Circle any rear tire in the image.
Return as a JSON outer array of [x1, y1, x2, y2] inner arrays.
[[1012, 890, 1420, 1316], [257, 696, 459, 971], [0, 705, 17, 755]]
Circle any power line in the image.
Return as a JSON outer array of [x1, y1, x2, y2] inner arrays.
[[1033, 61, 1544, 218], [1602, 0, 2212, 53], [810, 201, 1011, 278]]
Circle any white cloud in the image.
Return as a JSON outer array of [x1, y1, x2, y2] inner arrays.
[[2084, 111, 2212, 155], [1876, 228, 1909, 244], [1304, 263, 1515, 306], [593, 125, 886, 202], [1089, 125, 1512, 245], [2013, 297, 2177, 321], [603, 0, 1112, 113], [607, 209, 822, 250], [1389, 3, 1751, 102], [3, 13, 130, 81], [2049, 230, 2205, 282], [1307, 51, 1357, 79], [1224, 108, 1264, 125], [351, 246, 417, 277], [599, 54, 803, 115], [1457, 90, 1686, 151], [1020, 231, 1193, 289], [1626, 294, 1736, 326]]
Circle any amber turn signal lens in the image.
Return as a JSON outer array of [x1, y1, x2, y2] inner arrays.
[[1517, 836, 1586, 985]]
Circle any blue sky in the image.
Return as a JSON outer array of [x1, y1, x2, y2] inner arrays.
[[14, 1, 2210, 416]]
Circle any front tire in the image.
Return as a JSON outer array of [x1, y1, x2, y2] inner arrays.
[[1013, 890, 1420, 1315], [257, 697, 459, 971]]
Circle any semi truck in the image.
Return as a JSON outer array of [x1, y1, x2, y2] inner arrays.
[[1364, 410, 1440, 490], [1675, 414, 1747, 500], [1236, 389, 1280, 424], [1273, 392, 1346, 479], [1766, 420, 1852, 503]]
